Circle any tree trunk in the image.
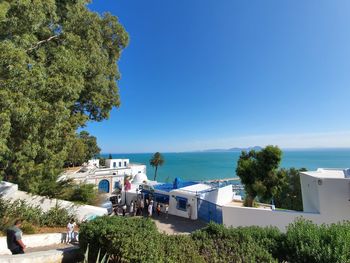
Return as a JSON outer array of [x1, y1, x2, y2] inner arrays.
[[154, 166, 158, 181], [245, 195, 254, 207]]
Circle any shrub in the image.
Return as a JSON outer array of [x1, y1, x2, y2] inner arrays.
[[191, 222, 278, 263], [0, 196, 75, 233], [283, 218, 350, 263], [163, 235, 205, 263], [79, 216, 164, 263], [40, 203, 73, 227], [21, 222, 36, 234], [63, 184, 99, 205]]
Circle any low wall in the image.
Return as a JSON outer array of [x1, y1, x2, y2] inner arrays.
[[0, 233, 64, 255], [0, 247, 81, 263], [222, 205, 322, 231]]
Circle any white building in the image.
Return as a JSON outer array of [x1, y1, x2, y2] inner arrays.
[[88, 159, 99, 167], [63, 159, 147, 194], [222, 168, 350, 231], [140, 178, 236, 222]]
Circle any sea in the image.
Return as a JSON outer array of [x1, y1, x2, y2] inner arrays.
[[101, 149, 350, 183]]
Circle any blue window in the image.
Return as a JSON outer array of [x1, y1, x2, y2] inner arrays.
[[176, 197, 188, 211], [119, 162, 122, 167], [124, 161, 127, 167], [113, 162, 116, 168]]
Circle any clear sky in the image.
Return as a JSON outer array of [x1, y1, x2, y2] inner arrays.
[[86, 0, 350, 153]]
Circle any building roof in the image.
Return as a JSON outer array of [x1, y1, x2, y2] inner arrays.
[[153, 181, 197, 192], [178, 183, 212, 193], [301, 168, 350, 179]]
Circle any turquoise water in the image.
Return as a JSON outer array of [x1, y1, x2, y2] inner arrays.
[[102, 150, 350, 182]]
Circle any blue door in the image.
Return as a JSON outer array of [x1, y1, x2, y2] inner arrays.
[[99, 180, 110, 193], [197, 199, 223, 224]]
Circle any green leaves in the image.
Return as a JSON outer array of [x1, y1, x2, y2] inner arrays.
[[236, 146, 283, 206], [0, 0, 128, 194], [150, 152, 165, 181]]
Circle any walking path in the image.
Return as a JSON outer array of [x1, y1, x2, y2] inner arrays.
[[150, 213, 207, 234]]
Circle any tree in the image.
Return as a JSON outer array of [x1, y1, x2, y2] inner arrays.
[[236, 146, 283, 207], [65, 136, 87, 167], [150, 152, 165, 181], [99, 157, 106, 167], [0, 0, 128, 194], [78, 131, 101, 160], [274, 168, 306, 211]]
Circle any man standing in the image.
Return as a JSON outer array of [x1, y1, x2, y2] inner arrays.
[[148, 200, 153, 217], [66, 219, 76, 243], [7, 219, 26, 254]]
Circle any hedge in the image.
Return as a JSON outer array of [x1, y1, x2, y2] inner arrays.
[[79, 216, 350, 263]]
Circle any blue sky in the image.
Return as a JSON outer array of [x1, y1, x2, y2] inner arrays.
[[87, 0, 350, 153]]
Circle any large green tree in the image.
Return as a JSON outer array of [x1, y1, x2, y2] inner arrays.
[[274, 167, 306, 211], [236, 145, 283, 207], [150, 152, 165, 181], [65, 131, 101, 167], [0, 0, 128, 194], [78, 131, 101, 160]]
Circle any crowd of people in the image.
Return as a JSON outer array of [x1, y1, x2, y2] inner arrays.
[[113, 195, 169, 218]]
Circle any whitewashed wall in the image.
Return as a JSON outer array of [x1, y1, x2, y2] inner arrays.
[[222, 205, 321, 231], [199, 185, 234, 205], [0, 233, 63, 255], [168, 193, 197, 220]]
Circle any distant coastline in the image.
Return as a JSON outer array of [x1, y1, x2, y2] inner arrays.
[[199, 146, 262, 153], [100, 147, 350, 155]]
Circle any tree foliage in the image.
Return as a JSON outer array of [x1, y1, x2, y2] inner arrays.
[[236, 145, 283, 206], [0, 0, 128, 194], [274, 167, 306, 211], [65, 131, 101, 167], [150, 152, 165, 181], [79, 217, 350, 263]]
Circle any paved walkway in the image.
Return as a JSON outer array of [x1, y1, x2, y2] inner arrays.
[[150, 213, 207, 234]]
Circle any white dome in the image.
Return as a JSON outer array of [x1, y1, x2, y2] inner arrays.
[[132, 173, 148, 184]]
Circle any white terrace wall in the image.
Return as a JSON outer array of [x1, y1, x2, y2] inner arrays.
[[199, 185, 234, 206], [0, 233, 63, 255], [222, 205, 322, 232]]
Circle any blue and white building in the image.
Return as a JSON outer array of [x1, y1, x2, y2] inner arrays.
[[141, 178, 238, 223]]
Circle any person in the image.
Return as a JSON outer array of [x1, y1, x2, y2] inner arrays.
[[133, 201, 137, 216], [156, 203, 161, 216], [66, 219, 76, 243], [165, 204, 169, 219], [122, 203, 127, 216], [187, 204, 192, 220], [129, 201, 134, 216], [140, 198, 145, 215], [148, 200, 153, 217], [7, 219, 26, 255]]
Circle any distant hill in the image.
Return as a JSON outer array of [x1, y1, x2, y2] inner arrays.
[[202, 146, 262, 152]]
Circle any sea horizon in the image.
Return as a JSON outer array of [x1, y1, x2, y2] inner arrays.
[[100, 149, 350, 183]]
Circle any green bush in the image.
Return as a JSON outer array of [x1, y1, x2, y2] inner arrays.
[[79, 216, 164, 263], [0, 196, 75, 233], [163, 235, 205, 263], [191, 223, 277, 263], [79, 216, 350, 263], [21, 222, 36, 234], [40, 203, 73, 227], [62, 184, 99, 205], [284, 218, 350, 263]]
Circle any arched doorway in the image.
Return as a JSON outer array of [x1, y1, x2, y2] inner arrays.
[[98, 179, 110, 193]]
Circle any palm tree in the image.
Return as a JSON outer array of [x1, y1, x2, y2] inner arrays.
[[150, 152, 165, 181]]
